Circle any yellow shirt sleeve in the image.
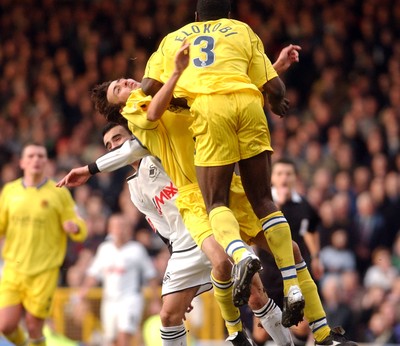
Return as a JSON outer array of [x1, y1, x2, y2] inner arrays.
[[247, 32, 279, 90], [143, 37, 167, 82], [58, 186, 88, 242]]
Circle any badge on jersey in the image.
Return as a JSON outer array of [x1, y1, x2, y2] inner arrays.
[[149, 164, 160, 181]]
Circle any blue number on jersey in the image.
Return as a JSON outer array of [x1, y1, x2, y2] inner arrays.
[[193, 36, 215, 67]]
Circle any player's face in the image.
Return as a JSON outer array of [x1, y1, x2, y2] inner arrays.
[[103, 125, 133, 151], [107, 215, 132, 244], [19, 145, 48, 176], [107, 78, 141, 105], [271, 163, 297, 189]]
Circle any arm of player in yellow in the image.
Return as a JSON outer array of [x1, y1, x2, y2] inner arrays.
[[146, 41, 190, 121]]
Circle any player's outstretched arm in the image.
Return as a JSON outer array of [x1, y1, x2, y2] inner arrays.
[[57, 166, 91, 187], [57, 139, 151, 188]]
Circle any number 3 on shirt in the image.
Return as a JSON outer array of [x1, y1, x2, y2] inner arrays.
[[193, 36, 215, 67]]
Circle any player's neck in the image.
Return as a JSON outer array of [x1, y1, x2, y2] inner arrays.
[[131, 159, 141, 171], [23, 174, 46, 187]]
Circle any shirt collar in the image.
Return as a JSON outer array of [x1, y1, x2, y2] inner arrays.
[[272, 186, 302, 203]]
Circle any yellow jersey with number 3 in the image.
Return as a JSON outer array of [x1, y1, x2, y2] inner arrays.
[[144, 18, 278, 103]]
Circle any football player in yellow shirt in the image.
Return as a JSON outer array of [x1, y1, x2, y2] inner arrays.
[[141, 0, 304, 318], [0, 144, 87, 346]]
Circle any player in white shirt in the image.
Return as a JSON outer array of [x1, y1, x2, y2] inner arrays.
[[59, 122, 294, 346], [78, 213, 159, 346]]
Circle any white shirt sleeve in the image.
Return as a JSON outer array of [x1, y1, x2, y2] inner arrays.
[[96, 139, 151, 172]]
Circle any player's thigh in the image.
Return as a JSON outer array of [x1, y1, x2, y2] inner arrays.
[[23, 268, 59, 319], [195, 164, 235, 210], [161, 287, 199, 325]]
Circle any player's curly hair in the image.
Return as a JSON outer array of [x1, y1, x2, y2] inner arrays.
[[196, 0, 231, 20], [91, 81, 124, 123]]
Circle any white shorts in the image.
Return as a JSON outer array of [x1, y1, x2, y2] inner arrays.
[[100, 295, 144, 341], [162, 245, 213, 297]]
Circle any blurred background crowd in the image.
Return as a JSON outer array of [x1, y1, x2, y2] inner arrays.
[[0, 0, 399, 344]]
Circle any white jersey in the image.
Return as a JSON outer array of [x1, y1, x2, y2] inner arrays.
[[127, 156, 212, 296], [87, 240, 157, 300], [127, 156, 196, 253], [93, 140, 212, 296]]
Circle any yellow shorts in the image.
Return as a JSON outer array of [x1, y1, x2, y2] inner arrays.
[[0, 265, 59, 318], [190, 91, 273, 167], [176, 178, 262, 248], [176, 183, 212, 248]]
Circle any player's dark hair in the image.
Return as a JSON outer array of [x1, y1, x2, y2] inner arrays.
[[91, 81, 124, 123], [20, 142, 47, 157], [196, 0, 231, 20], [102, 121, 130, 138], [273, 158, 298, 175]]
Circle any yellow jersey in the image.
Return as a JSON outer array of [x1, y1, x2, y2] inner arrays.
[[0, 178, 87, 275], [144, 18, 278, 102], [122, 89, 197, 188]]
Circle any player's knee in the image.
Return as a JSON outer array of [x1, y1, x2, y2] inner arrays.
[[159, 308, 184, 327], [0, 323, 18, 335], [0, 312, 21, 335], [212, 258, 232, 281]]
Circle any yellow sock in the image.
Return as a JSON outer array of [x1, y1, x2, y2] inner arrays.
[[4, 325, 27, 346], [211, 272, 242, 335], [28, 337, 46, 346], [261, 211, 298, 295], [296, 261, 330, 342], [209, 206, 247, 264]]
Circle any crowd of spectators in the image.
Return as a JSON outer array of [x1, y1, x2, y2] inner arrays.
[[0, 0, 399, 344]]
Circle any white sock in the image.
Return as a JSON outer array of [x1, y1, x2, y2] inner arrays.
[[160, 324, 187, 346], [253, 299, 294, 346]]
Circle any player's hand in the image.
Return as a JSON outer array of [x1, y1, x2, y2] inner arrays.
[[63, 220, 79, 234], [276, 44, 301, 72], [56, 166, 91, 187], [175, 41, 190, 74], [183, 303, 194, 320], [270, 97, 290, 117]]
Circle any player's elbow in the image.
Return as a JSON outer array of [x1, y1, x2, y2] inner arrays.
[[264, 76, 286, 100], [146, 110, 159, 122], [141, 78, 164, 97]]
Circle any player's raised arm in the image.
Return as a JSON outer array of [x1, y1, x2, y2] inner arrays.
[[146, 41, 190, 121], [272, 44, 301, 75]]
